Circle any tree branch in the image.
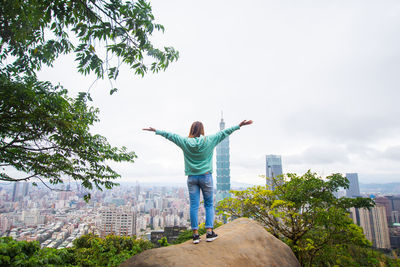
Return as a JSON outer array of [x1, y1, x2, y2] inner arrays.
[[0, 173, 38, 181], [36, 176, 70, 192], [76, 0, 139, 48], [91, 0, 139, 47], [6, 144, 58, 152]]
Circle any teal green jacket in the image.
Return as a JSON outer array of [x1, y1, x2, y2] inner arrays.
[[156, 125, 240, 176]]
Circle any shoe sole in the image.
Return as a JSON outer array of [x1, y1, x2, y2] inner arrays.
[[206, 236, 218, 242], [193, 240, 200, 244]]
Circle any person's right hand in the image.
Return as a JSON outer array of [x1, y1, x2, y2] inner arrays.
[[239, 120, 253, 127], [143, 127, 156, 132]]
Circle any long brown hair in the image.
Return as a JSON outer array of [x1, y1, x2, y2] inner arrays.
[[188, 121, 204, 138]]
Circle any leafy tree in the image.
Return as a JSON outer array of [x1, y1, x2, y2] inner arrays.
[[217, 171, 380, 266], [0, 0, 178, 195], [0, 75, 135, 197]]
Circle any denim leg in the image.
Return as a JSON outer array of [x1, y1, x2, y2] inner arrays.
[[200, 173, 214, 229], [187, 176, 200, 230]]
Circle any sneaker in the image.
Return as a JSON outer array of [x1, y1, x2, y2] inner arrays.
[[192, 234, 201, 244], [206, 231, 218, 242]]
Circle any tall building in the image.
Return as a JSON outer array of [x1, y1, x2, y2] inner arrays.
[[135, 181, 141, 200], [375, 196, 392, 224], [12, 182, 20, 202], [22, 182, 29, 197], [101, 208, 137, 237], [387, 196, 400, 213], [266, 155, 283, 188], [216, 116, 231, 203], [345, 173, 360, 198], [350, 205, 391, 249]]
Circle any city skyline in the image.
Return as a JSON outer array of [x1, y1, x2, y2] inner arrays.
[[2, 179, 400, 250], [0, 181, 194, 248]]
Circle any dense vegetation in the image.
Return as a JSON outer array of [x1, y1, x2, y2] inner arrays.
[[217, 171, 400, 267], [0, 234, 153, 266], [0, 0, 178, 199]]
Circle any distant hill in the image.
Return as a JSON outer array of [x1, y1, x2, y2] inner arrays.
[[360, 182, 400, 195]]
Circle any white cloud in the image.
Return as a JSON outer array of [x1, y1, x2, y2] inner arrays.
[[383, 145, 400, 161], [286, 145, 349, 165]]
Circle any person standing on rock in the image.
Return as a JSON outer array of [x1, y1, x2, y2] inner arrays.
[[143, 120, 253, 244]]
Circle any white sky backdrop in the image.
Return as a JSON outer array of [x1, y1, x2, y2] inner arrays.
[[38, 0, 400, 185]]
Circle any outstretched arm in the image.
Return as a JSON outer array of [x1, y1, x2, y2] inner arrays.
[[211, 119, 253, 146], [143, 127, 185, 148]]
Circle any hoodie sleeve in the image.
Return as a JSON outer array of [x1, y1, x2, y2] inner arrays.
[[209, 125, 240, 146], [155, 130, 186, 148]]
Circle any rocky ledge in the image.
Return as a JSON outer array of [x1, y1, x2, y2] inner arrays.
[[120, 218, 300, 267]]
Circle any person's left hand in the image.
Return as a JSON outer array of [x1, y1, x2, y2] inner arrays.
[[143, 127, 156, 132], [239, 120, 253, 127]]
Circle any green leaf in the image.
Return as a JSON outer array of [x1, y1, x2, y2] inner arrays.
[[109, 88, 118, 95], [83, 194, 91, 203]]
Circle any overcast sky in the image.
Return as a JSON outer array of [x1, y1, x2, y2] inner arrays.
[[38, 0, 400, 185]]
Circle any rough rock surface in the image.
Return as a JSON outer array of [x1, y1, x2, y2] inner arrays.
[[120, 218, 300, 267]]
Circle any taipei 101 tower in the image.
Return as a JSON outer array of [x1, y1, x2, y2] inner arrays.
[[216, 113, 231, 203]]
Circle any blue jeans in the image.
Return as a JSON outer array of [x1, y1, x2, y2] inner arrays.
[[187, 173, 214, 230]]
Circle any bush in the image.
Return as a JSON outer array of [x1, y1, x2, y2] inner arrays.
[[0, 234, 153, 267]]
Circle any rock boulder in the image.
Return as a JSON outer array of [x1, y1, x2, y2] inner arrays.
[[120, 218, 300, 267]]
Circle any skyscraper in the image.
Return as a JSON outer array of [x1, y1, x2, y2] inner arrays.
[[216, 116, 231, 203], [12, 182, 20, 202], [350, 205, 391, 249], [345, 173, 360, 198], [135, 181, 141, 200], [22, 182, 29, 197], [266, 155, 283, 188], [387, 196, 400, 213], [375, 196, 392, 224]]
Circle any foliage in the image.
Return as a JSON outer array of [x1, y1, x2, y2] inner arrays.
[[217, 171, 378, 266], [0, 0, 178, 196], [72, 234, 153, 266], [157, 236, 169, 247], [324, 244, 400, 267], [0, 74, 136, 196], [0, 236, 75, 266], [0, 234, 153, 267], [0, 0, 179, 82]]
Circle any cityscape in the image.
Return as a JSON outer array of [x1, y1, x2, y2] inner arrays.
[[1, 117, 400, 253], [2, 1, 400, 266]]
